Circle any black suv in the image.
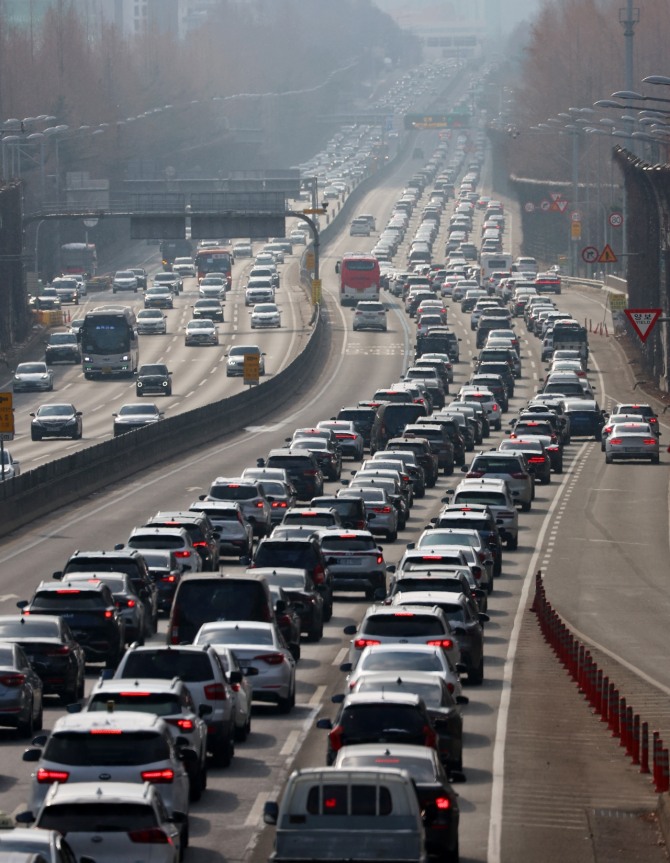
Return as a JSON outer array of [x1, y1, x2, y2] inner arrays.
[[19, 581, 125, 667], [251, 536, 334, 621], [44, 332, 81, 364], [370, 403, 428, 454], [432, 503, 504, 578], [403, 423, 455, 475], [167, 572, 275, 645], [310, 495, 368, 530], [336, 405, 378, 448], [261, 450, 324, 500], [145, 511, 220, 571], [136, 363, 172, 397], [55, 549, 158, 636]]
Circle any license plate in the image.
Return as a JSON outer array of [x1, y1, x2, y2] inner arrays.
[[340, 557, 363, 566], [102, 366, 112, 374]]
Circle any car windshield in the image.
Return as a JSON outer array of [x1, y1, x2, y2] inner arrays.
[[139, 366, 168, 376], [49, 334, 77, 344], [229, 346, 259, 357], [17, 364, 46, 374], [36, 405, 74, 416], [119, 406, 158, 417], [138, 310, 162, 318], [188, 321, 213, 330]]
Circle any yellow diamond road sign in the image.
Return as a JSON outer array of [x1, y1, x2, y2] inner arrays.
[[0, 391, 14, 440]]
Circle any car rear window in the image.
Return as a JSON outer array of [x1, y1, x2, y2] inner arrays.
[[39, 802, 158, 832], [394, 577, 464, 593], [471, 457, 520, 474], [266, 456, 313, 470], [283, 513, 336, 526], [363, 614, 444, 637], [44, 731, 169, 765], [360, 652, 443, 673], [31, 590, 106, 611], [254, 542, 317, 569], [129, 536, 184, 551], [341, 705, 424, 735], [176, 581, 266, 620], [454, 491, 507, 506], [208, 485, 257, 501], [306, 784, 392, 816], [320, 537, 376, 552], [64, 558, 139, 577], [87, 693, 181, 716], [0, 620, 60, 637], [120, 650, 213, 681]]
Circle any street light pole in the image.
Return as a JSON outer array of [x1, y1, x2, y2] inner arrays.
[[287, 207, 326, 305]]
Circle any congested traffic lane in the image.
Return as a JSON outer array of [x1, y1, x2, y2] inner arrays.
[[2, 250, 313, 472], [523, 285, 670, 693]]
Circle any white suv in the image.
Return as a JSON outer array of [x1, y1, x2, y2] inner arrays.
[[23, 781, 183, 863], [23, 712, 193, 818], [353, 301, 387, 332], [448, 477, 519, 549]]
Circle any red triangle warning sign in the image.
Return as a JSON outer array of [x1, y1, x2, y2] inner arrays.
[[556, 200, 568, 213], [624, 308, 663, 342], [598, 243, 617, 263]]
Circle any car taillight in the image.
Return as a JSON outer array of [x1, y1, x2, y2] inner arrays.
[[173, 550, 191, 558], [491, 404, 499, 411], [103, 610, 114, 619], [466, 471, 484, 478], [376, 555, 384, 565], [423, 725, 437, 748], [372, 506, 392, 514], [192, 541, 208, 548], [446, 682, 455, 693], [162, 575, 177, 583], [129, 829, 172, 845], [272, 501, 288, 509], [329, 724, 344, 752], [510, 472, 527, 479], [313, 564, 325, 585], [338, 433, 356, 439], [175, 718, 194, 731], [254, 653, 285, 665], [354, 638, 381, 649], [141, 769, 174, 783], [255, 501, 265, 508], [608, 438, 622, 445], [46, 646, 70, 656], [528, 456, 545, 463], [204, 683, 227, 700], [0, 673, 25, 687], [426, 639, 454, 649], [643, 439, 657, 445], [37, 769, 70, 783]]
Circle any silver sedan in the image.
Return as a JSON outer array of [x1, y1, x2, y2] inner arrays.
[[605, 422, 660, 464]]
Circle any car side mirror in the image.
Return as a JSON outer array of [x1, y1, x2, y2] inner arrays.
[[316, 718, 333, 729], [199, 704, 213, 717], [66, 703, 82, 714], [275, 599, 286, 614], [339, 662, 353, 673], [15, 811, 34, 825], [263, 801, 279, 825], [228, 670, 242, 685], [22, 748, 42, 762], [343, 624, 357, 636], [241, 665, 259, 677], [331, 693, 345, 704]]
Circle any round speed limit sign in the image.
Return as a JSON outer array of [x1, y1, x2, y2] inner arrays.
[[609, 212, 623, 228]]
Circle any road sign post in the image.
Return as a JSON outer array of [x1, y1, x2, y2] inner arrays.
[[243, 354, 260, 386], [581, 246, 599, 264], [311, 279, 322, 305], [0, 392, 14, 441]]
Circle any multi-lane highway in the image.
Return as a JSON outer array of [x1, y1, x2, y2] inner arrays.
[[0, 125, 667, 863]]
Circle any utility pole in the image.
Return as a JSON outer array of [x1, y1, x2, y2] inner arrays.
[[619, 0, 639, 264]]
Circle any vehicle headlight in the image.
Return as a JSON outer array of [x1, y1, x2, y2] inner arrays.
[[137, 381, 143, 387], [122, 355, 129, 361]]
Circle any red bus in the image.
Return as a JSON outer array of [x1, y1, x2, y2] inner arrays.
[[195, 247, 233, 289], [60, 243, 97, 278], [336, 253, 381, 306]]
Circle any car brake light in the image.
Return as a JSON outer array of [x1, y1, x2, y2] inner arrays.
[[204, 683, 227, 700], [329, 724, 344, 752], [46, 646, 70, 656], [37, 769, 69, 783], [162, 575, 177, 582], [272, 501, 288, 508], [175, 718, 194, 731], [119, 691, 151, 697], [426, 639, 454, 649], [0, 673, 25, 687], [90, 729, 122, 734], [492, 404, 499, 411], [446, 682, 455, 693], [255, 501, 265, 508], [510, 472, 527, 479], [192, 541, 207, 548], [376, 555, 384, 565], [528, 456, 545, 463], [254, 653, 285, 665], [608, 438, 622, 445], [466, 471, 484, 478], [643, 439, 657, 445], [313, 564, 325, 585], [129, 828, 172, 845], [338, 433, 355, 439], [141, 769, 174, 783], [173, 551, 191, 558], [372, 506, 392, 514], [104, 610, 114, 618], [56, 589, 80, 594], [354, 638, 381, 649]]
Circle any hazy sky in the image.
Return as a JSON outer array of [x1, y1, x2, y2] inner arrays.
[[373, 0, 543, 33]]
